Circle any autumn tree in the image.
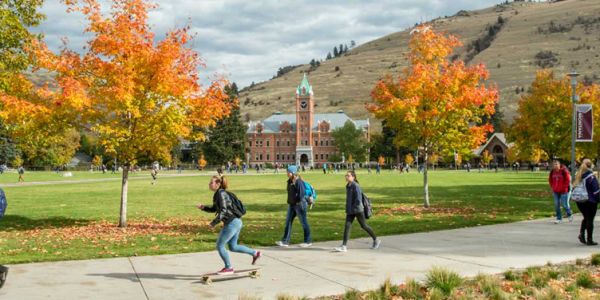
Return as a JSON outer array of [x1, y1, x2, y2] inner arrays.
[[369, 26, 498, 207], [481, 150, 493, 167], [404, 153, 414, 166], [377, 155, 385, 166], [198, 154, 207, 170], [508, 70, 600, 161], [5, 0, 230, 227]]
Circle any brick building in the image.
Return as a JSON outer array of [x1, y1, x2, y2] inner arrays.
[[246, 74, 369, 168]]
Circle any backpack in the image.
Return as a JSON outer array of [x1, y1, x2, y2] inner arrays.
[[0, 188, 6, 219], [361, 192, 373, 219], [226, 191, 246, 218], [303, 181, 318, 202], [571, 174, 594, 203]]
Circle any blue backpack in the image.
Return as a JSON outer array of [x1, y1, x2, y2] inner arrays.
[[303, 181, 317, 202], [0, 188, 6, 219]]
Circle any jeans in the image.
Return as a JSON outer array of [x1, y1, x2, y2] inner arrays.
[[281, 201, 312, 244], [216, 218, 256, 269], [576, 201, 598, 241], [342, 213, 377, 246], [553, 192, 572, 220]]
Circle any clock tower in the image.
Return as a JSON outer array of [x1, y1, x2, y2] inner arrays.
[[295, 73, 314, 167]]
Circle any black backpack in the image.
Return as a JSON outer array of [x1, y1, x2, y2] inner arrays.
[[226, 191, 246, 218], [0, 188, 6, 219], [361, 192, 373, 219]]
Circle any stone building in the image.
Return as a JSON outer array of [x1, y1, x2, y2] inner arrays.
[[246, 74, 369, 168]]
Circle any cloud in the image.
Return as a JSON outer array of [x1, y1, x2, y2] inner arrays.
[[34, 0, 501, 87]]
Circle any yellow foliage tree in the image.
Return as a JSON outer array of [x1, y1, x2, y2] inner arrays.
[[198, 154, 207, 170], [481, 150, 493, 167]]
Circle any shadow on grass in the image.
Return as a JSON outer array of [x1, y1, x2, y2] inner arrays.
[[0, 215, 92, 231]]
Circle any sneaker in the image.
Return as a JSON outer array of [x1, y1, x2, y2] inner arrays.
[[587, 240, 598, 246], [298, 243, 312, 248], [371, 239, 382, 250], [568, 215, 574, 223], [217, 267, 234, 275], [553, 219, 562, 224], [252, 251, 261, 265], [579, 234, 587, 245], [275, 241, 289, 247], [333, 245, 347, 252]]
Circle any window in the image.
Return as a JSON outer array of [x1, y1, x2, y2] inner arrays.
[[255, 155, 259, 161], [276, 154, 280, 160], [314, 140, 318, 146], [305, 140, 308, 145], [287, 154, 290, 160], [267, 154, 270, 160], [266, 140, 270, 147], [249, 141, 253, 147], [320, 140, 323, 146], [325, 140, 329, 146], [292, 155, 296, 160], [320, 154, 324, 159], [277, 141, 280, 147], [315, 154, 318, 160], [259, 154, 263, 160], [287, 141, 290, 146], [326, 154, 329, 159]]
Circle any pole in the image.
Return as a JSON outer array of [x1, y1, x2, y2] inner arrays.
[[568, 71, 579, 177]]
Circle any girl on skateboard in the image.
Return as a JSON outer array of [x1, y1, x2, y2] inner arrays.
[[197, 176, 261, 275]]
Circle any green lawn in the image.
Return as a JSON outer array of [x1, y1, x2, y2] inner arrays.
[[0, 170, 558, 264]]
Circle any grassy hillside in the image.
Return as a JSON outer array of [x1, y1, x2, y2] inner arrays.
[[239, 0, 600, 126]]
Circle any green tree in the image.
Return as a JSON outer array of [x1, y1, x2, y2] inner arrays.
[[200, 83, 247, 165], [331, 120, 368, 162]]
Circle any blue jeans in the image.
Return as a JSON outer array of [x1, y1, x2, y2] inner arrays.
[[216, 218, 256, 268], [281, 201, 312, 244], [553, 192, 572, 220]]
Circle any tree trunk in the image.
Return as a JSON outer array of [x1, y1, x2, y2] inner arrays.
[[423, 149, 430, 208], [118, 165, 129, 228]]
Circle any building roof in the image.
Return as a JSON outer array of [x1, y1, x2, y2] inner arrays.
[[247, 111, 369, 134], [472, 133, 512, 156]]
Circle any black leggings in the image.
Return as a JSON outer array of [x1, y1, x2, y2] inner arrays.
[[342, 213, 377, 246], [576, 201, 598, 241]]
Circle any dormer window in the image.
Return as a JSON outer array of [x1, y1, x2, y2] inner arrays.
[[256, 123, 263, 134]]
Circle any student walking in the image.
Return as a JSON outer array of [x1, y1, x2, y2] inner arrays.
[[17, 166, 24, 183], [150, 168, 158, 185], [334, 170, 381, 252], [548, 160, 573, 224], [276, 165, 312, 247], [197, 176, 261, 274], [572, 158, 600, 246]]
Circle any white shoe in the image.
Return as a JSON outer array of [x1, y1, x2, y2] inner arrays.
[[333, 245, 347, 252], [568, 215, 574, 223], [275, 241, 289, 247], [372, 239, 382, 250], [553, 219, 562, 224], [298, 243, 312, 248]]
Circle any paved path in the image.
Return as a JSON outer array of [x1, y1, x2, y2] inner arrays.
[[1, 216, 599, 300]]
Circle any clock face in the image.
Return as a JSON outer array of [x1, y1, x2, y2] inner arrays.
[[300, 100, 308, 109]]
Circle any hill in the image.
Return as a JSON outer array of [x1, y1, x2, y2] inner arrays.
[[239, 0, 600, 128]]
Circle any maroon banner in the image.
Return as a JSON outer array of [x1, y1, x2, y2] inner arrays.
[[576, 104, 593, 142]]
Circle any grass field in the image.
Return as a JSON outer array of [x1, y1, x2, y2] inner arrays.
[[0, 170, 558, 264]]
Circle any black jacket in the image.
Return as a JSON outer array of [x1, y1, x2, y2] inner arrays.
[[346, 181, 364, 215], [287, 177, 306, 205], [582, 171, 600, 203], [201, 189, 236, 226]]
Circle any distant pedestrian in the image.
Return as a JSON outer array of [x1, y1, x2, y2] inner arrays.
[[322, 163, 327, 174], [334, 170, 380, 252], [376, 163, 381, 174], [1, 187, 9, 288], [197, 176, 261, 275], [255, 164, 259, 174], [17, 166, 24, 183], [275, 165, 312, 247], [572, 158, 599, 245], [549, 160, 572, 224]]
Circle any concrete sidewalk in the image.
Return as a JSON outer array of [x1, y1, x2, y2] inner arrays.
[[1, 216, 599, 299]]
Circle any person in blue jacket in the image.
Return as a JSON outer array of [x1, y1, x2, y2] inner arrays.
[[276, 165, 312, 247]]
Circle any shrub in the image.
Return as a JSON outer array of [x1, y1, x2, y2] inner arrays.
[[399, 278, 424, 300], [547, 269, 560, 280], [425, 267, 463, 296], [575, 258, 585, 266], [504, 270, 518, 281], [476, 274, 508, 300], [591, 253, 600, 266], [343, 289, 361, 300], [535, 286, 563, 300], [427, 288, 445, 300], [575, 270, 595, 288]]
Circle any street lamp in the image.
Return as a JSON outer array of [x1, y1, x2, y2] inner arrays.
[[568, 70, 580, 176]]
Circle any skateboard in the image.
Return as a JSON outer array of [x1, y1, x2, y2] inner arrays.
[[200, 268, 261, 285]]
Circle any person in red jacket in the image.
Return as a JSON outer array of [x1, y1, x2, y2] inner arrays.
[[549, 160, 573, 224]]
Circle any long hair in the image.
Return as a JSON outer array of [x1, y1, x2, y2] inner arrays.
[[211, 175, 228, 190], [574, 159, 593, 186]]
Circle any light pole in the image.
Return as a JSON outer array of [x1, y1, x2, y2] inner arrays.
[[568, 70, 580, 176]]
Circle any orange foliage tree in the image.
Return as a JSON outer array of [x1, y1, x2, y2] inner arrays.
[[368, 26, 498, 207], [508, 70, 600, 161], [3, 0, 230, 227]]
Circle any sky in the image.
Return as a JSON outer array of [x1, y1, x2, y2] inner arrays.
[[35, 0, 504, 88]]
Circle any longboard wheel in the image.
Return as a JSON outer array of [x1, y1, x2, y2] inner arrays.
[[250, 270, 260, 278], [202, 276, 212, 285]]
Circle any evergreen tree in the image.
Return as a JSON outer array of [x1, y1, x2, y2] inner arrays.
[[333, 46, 338, 58], [343, 44, 349, 54], [326, 52, 332, 60], [339, 44, 344, 55], [199, 83, 246, 165], [350, 40, 356, 48]]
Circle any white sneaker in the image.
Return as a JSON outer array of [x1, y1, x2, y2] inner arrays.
[[275, 241, 289, 247], [553, 219, 562, 224], [298, 243, 312, 248], [333, 245, 347, 252], [568, 215, 574, 223], [372, 239, 382, 250]]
